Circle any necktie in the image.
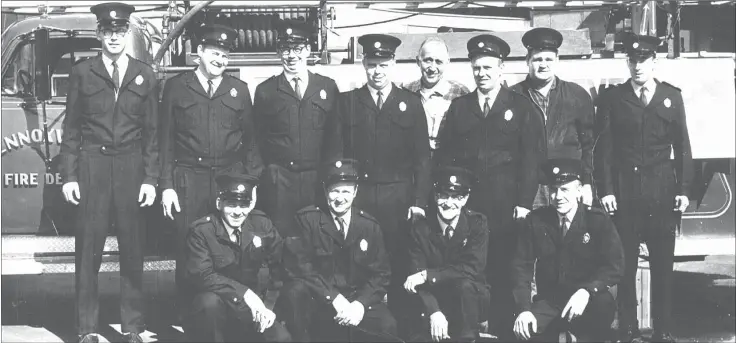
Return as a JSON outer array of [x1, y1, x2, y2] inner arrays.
[[376, 90, 384, 109], [640, 87, 648, 106], [483, 97, 491, 118], [560, 217, 568, 237], [111, 60, 119, 91], [293, 77, 302, 100], [207, 80, 214, 98], [445, 225, 454, 240], [337, 217, 346, 239], [233, 228, 241, 246]]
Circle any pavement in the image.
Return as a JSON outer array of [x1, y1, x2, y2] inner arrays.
[[1, 255, 734, 343]]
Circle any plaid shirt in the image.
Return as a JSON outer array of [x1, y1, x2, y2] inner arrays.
[[527, 76, 557, 122], [403, 79, 470, 150]]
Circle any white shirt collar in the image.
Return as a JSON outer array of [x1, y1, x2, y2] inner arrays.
[[477, 85, 502, 112], [222, 219, 241, 242], [437, 214, 459, 236], [631, 78, 657, 95], [367, 83, 393, 103], [558, 202, 579, 226], [101, 53, 129, 82], [331, 209, 352, 238], [195, 68, 224, 94], [284, 70, 309, 84]]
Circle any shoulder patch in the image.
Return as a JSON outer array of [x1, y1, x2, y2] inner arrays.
[[660, 81, 682, 92]]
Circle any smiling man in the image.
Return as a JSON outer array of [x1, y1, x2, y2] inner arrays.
[[403, 37, 470, 155], [253, 19, 341, 239], [512, 158, 623, 342], [159, 23, 263, 314], [59, 3, 159, 342], [435, 34, 541, 339], [510, 28, 595, 209], [183, 172, 291, 342]]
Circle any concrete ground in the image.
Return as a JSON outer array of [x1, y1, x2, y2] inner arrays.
[[2, 255, 734, 343]]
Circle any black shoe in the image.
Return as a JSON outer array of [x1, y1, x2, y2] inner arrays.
[[618, 325, 643, 343], [124, 333, 143, 343], [651, 331, 676, 343], [78, 334, 99, 343]]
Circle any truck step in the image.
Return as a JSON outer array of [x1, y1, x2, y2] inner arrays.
[[2, 235, 119, 258]]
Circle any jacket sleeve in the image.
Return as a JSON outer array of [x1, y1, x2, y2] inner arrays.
[[141, 68, 160, 186], [322, 80, 343, 162], [241, 85, 263, 178], [185, 227, 250, 300], [593, 89, 615, 197], [252, 83, 269, 166], [412, 96, 432, 208], [673, 92, 694, 198], [355, 223, 392, 307], [575, 87, 596, 185], [580, 214, 624, 294], [293, 213, 341, 305], [434, 100, 458, 168], [263, 217, 285, 282], [406, 219, 440, 314], [512, 217, 536, 313], [59, 64, 83, 183], [158, 79, 176, 190], [426, 214, 488, 286], [518, 97, 541, 209]]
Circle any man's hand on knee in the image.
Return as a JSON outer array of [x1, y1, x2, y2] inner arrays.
[[429, 311, 449, 342], [514, 311, 537, 341]]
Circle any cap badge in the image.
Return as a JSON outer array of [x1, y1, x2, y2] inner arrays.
[[221, 33, 228, 40], [582, 232, 590, 244], [230, 88, 238, 97], [399, 101, 407, 112], [664, 98, 671, 108], [450, 175, 457, 184], [478, 42, 484, 48], [632, 42, 639, 49], [135, 75, 144, 85], [286, 28, 293, 35], [237, 184, 245, 192], [553, 167, 560, 174], [335, 161, 343, 168], [109, 10, 117, 17], [360, 239, 368, 251], [374, 41, 381, 49], [253, 236, 262, 248], [504, 109, 513, 121], [320, 89, 327, 100]]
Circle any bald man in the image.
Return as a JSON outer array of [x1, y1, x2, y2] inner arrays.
[[403, 37, 470, 156]]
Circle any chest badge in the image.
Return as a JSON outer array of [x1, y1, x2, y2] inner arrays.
[[582, 232, 590, 244], [253, 236, 262, 248], [664, 98, 671, 108], [399, 101, 407, 112], [135, 75, 144, 86], [360, 239, 368, 251], [320, 89, 327, 100], [230, 88, 238, 97], [463, 238, 468, 247], [504, 109, 513, 121]]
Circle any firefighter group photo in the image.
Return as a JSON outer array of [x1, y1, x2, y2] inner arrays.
[[57, 2, 695, 343]]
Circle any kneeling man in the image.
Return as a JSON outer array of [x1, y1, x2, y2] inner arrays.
[[404, 166, 490, 342], [278, 159, 397, 342], [184, 172, 291, 342], [512, 159, 624, 342]]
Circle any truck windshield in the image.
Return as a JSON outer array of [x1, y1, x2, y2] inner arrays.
[[1, 41, 33, 97]]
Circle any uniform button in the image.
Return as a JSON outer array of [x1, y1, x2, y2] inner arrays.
[[634, 166, 639, 172], [233, 297, 238, 302], [432, 278, 437, 283], [101, 146, 106, 150], [593, 288, 598, 293], [421, 313, 425, 317], [206, 216, 211, 221], [290, 161, 295, 166], [364, 174, 369, 178], [368, 306, 372, 310], [198, 157, 203, 162], [326, 295, 331, 300]]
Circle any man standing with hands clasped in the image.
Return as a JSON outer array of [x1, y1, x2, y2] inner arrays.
[[512, 158, 624, 342], [59, 3, 158, 342], [594, 33, 693, 343]]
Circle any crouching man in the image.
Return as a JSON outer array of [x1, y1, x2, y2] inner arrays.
[[183, 172, 291, 342], [512, 159, 624, 342], [404, 166, 490, 342], [277, 159, 398, 342]]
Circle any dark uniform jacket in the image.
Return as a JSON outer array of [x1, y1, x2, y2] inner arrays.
[[435, 86, 541, 210], [512, 205, 624, 313], [60, 55, 159, 184], [291, 205, 391, 308], [407, 209, 489, 315], [510, 77, 595, 184], [253, 72, 342, 171], [337, 84, 431, 208], [184, 210, 283, 316], [594, 80, 693, 200], [159, 71, 262, 189]]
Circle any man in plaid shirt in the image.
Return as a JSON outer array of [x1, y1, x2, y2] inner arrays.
[[403, 37, 470, 156]]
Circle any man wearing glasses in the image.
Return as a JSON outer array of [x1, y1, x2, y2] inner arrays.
[[159, 23, 263, 316], [59, 3, 158, 343], [253, 19, 341, 238]]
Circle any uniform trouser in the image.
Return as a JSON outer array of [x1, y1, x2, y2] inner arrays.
[[407, 278, 490, 342], [186, 292, 292, 342], [75, 149, 145, 335], [172, 162, 244, 303], [528, 291, 616, 342], [260, 164, 319, 238], [276, 280, 398, 342], [354, 180, 413, 331], [615, 198, 678, 333]]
